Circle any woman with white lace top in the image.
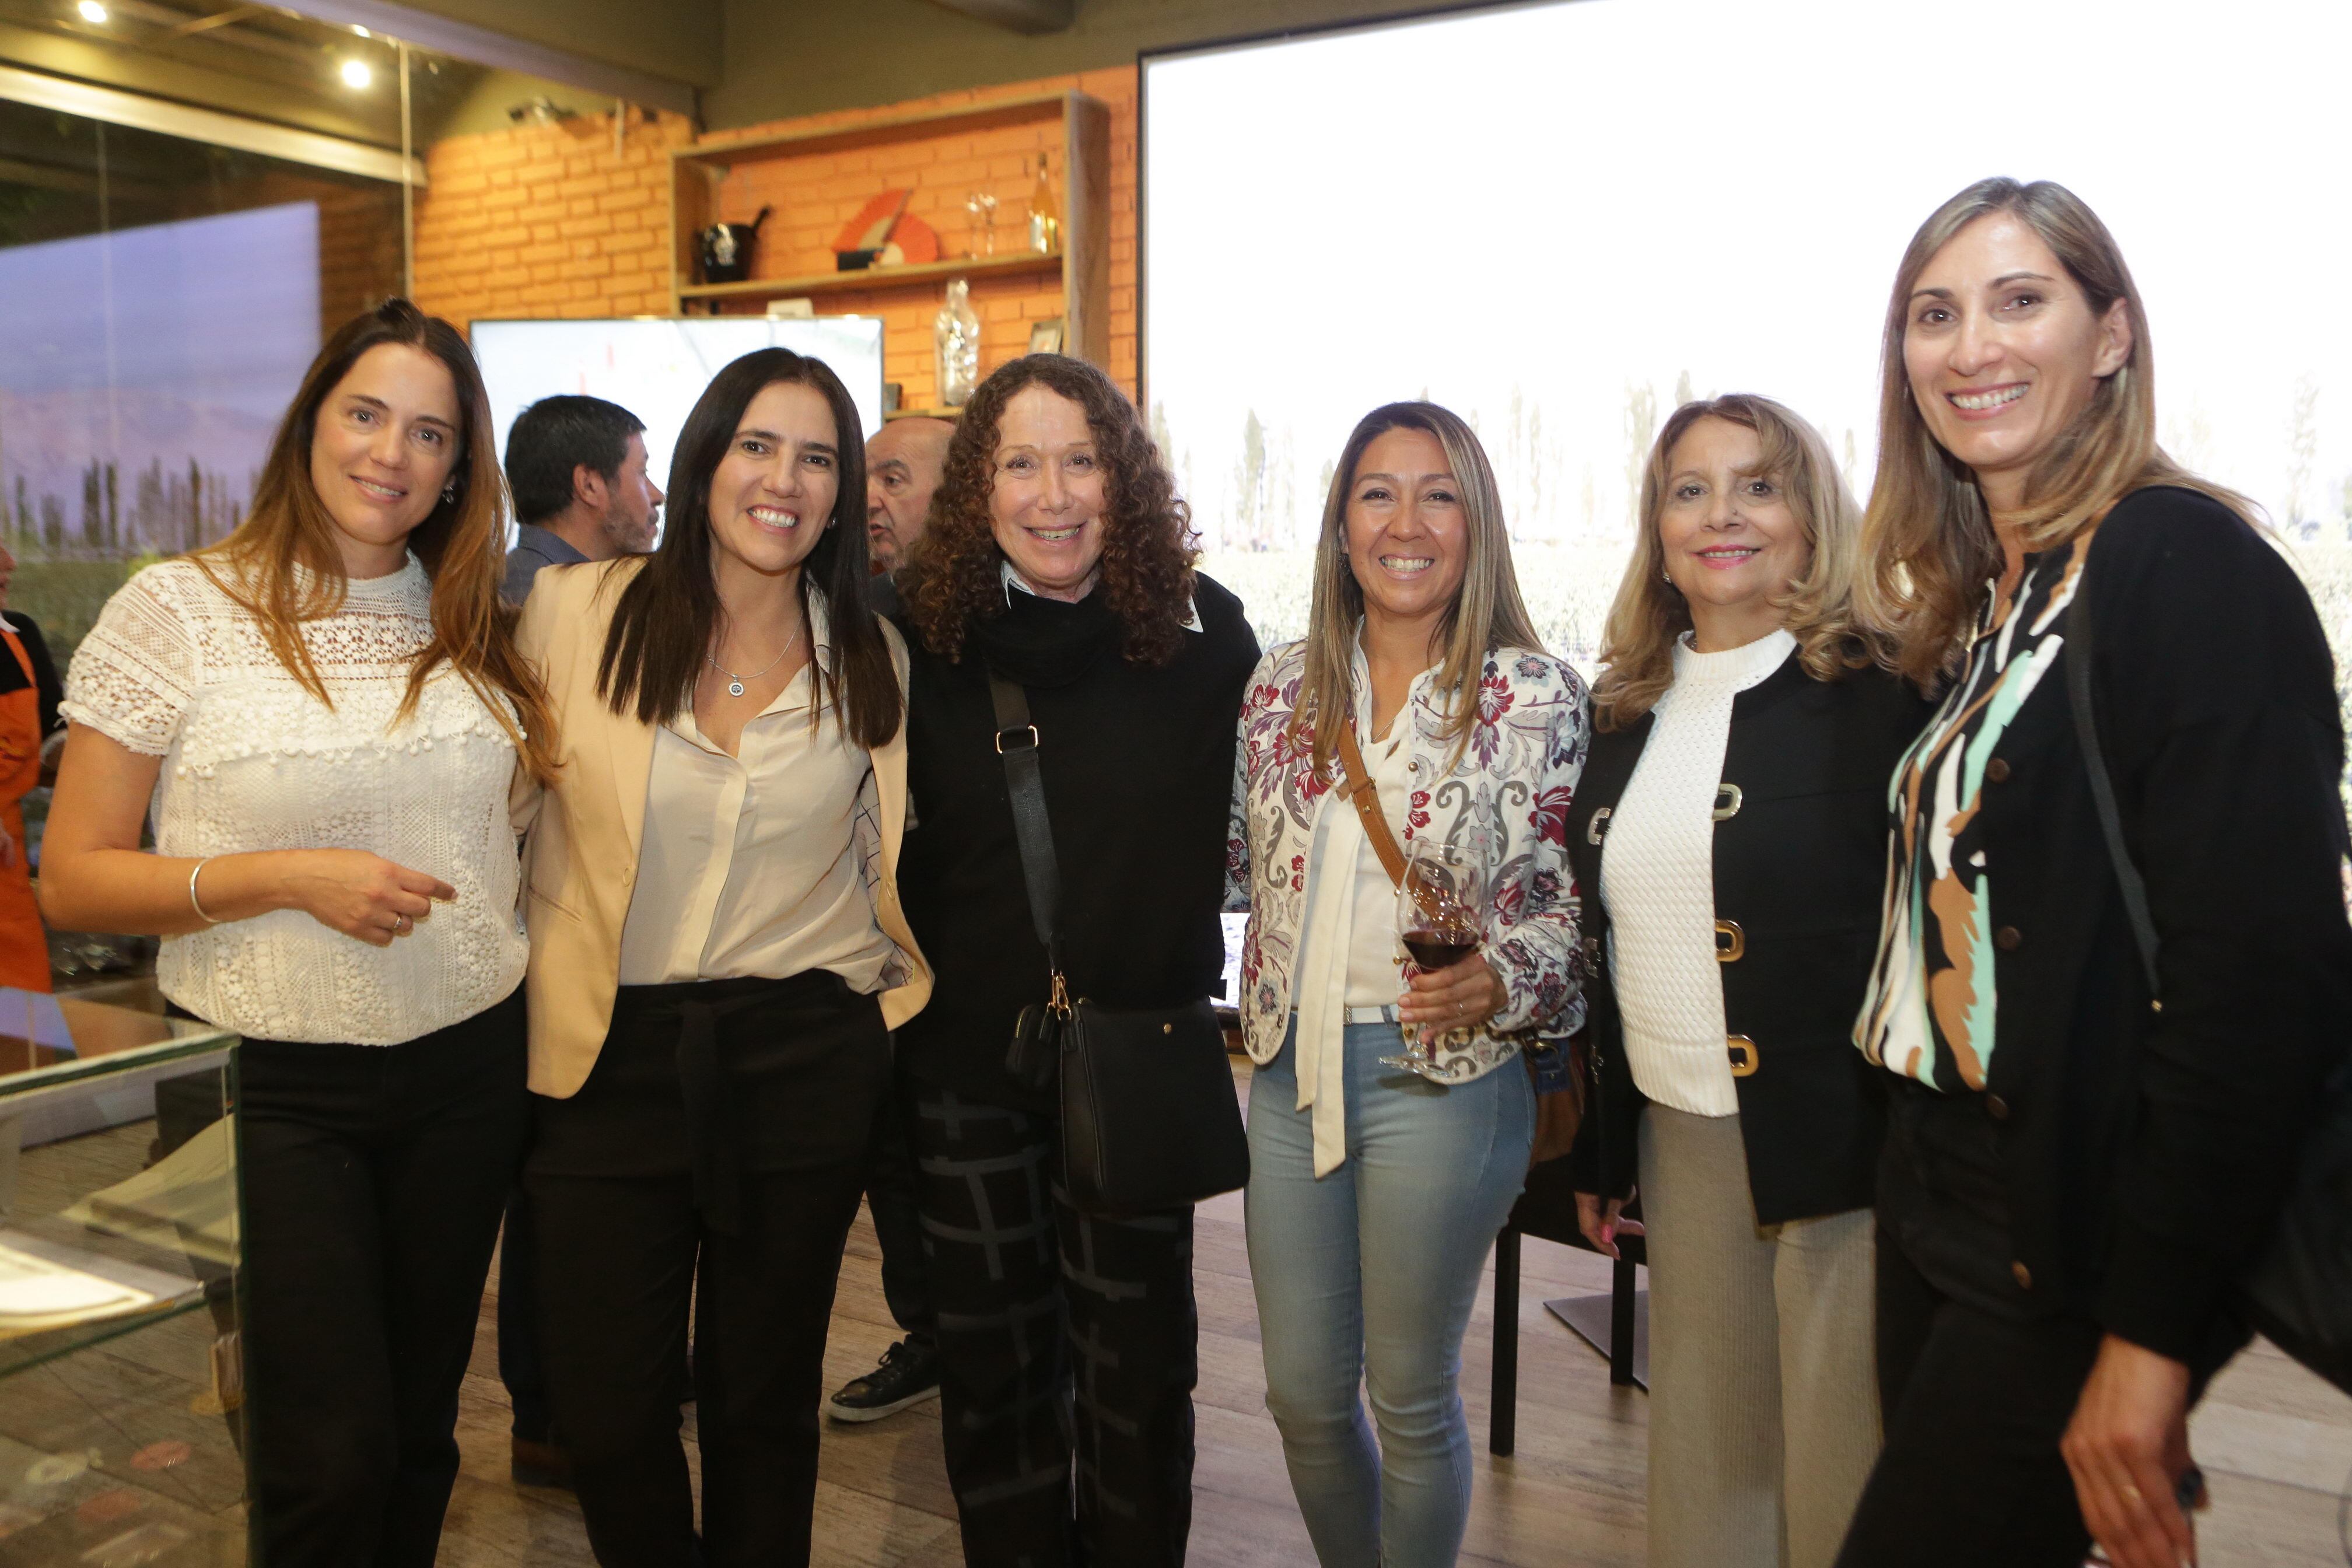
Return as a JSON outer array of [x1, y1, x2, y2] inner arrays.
[[1564, 396, 1931, 1568], [39, 299, 558, 1568]]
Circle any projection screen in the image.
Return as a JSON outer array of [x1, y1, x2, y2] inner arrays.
[[1142, 0, 2352, 674]]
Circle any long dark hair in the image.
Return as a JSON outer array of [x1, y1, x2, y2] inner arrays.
[[196, 297, 558, 784], [901, 354, 1199, 667], [594, 348, 900, 748]]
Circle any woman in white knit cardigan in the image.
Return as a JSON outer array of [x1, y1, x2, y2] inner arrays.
[[1563, 395, 1934, 1568]]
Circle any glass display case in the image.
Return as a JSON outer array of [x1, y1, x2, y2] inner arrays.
[[0, 989, 241, 1564]]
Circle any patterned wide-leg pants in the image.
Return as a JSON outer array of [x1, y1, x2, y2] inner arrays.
[[909, 1086, 1199, 1568]]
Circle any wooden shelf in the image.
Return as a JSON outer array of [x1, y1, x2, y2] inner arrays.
[[675, 91, 1072, 167], [678, 250, 1062, 304], [886, 407, 961, 422], [668, 89, 1110, 398]]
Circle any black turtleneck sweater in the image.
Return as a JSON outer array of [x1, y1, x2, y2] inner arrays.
[[890, 575, 1259, 1112]]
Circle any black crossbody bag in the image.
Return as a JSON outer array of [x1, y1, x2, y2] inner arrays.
[[2067, 566, 2352, 1396], [990, 671, 1250, 1216]]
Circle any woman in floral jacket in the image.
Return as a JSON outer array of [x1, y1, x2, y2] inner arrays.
[[1228, 401, 1587, 1567]]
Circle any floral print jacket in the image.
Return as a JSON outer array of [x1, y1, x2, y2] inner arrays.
[[1226, 638, 1592, 1082]]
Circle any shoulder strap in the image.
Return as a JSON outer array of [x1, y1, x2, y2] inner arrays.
[[1335, 719, 1407, 890], [2063, 550, 2161, 995], [988, 671, 1065, 975]]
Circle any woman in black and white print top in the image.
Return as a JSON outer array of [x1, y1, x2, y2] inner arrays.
[[1835, 178, 2352, 1568]]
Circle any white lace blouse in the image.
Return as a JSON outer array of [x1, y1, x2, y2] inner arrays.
[[61, 556, 527, 1045]]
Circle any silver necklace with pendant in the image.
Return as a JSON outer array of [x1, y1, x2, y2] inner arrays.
[[706, 620, 803, 698]]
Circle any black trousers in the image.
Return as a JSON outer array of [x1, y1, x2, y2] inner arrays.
[[528, 972, 890, 1567], [236, 990, 529, 1568], [910, 1084, 1198, 1568], [1833, 1213, 2104, 1567], [868, 1069, 935, 1339], [1836, 1077, 2222, 1567], [496, 1185, 551, 1440]]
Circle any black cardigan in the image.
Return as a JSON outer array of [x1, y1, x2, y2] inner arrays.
[[890, 575, 1259, 1112], [1565, 655, 1934, 1225], [1898, 487, 2351, 1362]]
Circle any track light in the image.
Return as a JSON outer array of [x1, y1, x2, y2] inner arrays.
[[339, 58, 372, 89], [76, 1, 108, 23]]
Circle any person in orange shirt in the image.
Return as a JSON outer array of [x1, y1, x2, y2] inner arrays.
[[0, 540, 64, 993]]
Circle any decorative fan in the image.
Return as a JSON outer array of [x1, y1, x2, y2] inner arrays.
[[832, 191, 940, 270]]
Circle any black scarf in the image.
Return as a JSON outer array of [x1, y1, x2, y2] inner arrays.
[[970, 583, 1124, 690]]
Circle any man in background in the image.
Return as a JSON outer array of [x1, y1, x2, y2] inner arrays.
[[494, 392, 659, 1489], [830, 413, 954, 1422], [862, 415, 953, 616], [502, 394, 664, 606]]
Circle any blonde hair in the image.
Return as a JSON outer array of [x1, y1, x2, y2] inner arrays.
[[1290, 402, 1544, 775], [193, 299, 558, 785], [1861, 177, 2256, 687], [1592, 394, 1883, 732]]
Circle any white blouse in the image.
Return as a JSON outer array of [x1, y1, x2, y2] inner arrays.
[[1601, 628, 1794, 1117], [1285, 647, 1419, 1176], [615, 598, 895, 991], [61, 556, 527, 1045]]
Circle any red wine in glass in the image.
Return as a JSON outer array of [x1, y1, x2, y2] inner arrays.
[[1382, 834, 1490, 1079], [1402, 930, 1481, 971]]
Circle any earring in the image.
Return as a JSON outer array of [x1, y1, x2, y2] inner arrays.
[[442, 480, 458, 503]]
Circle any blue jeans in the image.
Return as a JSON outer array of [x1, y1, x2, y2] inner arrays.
[[1245, 1021, 1535, 1567]]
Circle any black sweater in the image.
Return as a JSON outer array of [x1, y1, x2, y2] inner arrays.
[[1567, 658, 1936, 1224], [1920, 487, 2352, 1362], [891, 576, 1259, 1112]]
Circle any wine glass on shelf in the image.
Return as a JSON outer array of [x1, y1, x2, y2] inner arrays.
[[1381, 832, 1489, 1080], [964, 191, 999, 258]]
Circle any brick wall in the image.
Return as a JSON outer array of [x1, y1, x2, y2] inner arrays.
[[411, 109, 693, 325], [410, 66, 1140, 403]]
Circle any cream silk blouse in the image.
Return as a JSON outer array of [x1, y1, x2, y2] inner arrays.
[[615, 596, 897, 991]]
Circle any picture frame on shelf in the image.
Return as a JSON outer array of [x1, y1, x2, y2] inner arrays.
[[1027, 318, 1064, 355]]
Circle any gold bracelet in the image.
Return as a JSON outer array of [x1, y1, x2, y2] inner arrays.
[[188, 858, 222, 925]]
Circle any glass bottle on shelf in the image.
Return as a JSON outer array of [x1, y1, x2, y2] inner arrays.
[[1027, 154, 1060, 254], [935, 278, 981, 407]]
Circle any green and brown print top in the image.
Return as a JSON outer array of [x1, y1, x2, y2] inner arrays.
[[1855, 529, 2096, 1091]]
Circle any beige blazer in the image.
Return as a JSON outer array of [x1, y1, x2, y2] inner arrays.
[[512, 556, 932, 1099]]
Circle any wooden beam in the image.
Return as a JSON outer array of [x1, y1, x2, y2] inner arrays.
[[923, 0, 1074, 35]]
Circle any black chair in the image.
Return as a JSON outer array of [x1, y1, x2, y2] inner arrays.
[[1489, 1157, 1647, 1457]]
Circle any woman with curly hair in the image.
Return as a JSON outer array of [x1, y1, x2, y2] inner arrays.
[[1566, 394, 1930, 1568], [891, 354, 1259, 1567], [1231, 400, 1584, 1567]]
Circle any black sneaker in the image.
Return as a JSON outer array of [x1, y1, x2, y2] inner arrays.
[[828, 1336, 941, 1423]]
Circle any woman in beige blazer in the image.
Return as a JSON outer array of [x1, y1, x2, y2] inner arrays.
[[514, 348, 929, 1568]]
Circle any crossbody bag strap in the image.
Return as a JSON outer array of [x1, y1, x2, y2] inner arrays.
[[1334, 718, 1407, 891], [988, 670, 1066, 979], [2063, 551, 2161, 998]]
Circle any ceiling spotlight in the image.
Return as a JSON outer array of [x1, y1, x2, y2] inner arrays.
[[76, 1, 108, 23], [352, 25, 370, 36], [339, 58, 372, 89]]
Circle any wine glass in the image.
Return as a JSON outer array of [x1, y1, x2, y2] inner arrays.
[[1381, 832, 1489, 1079], [964, 191, 999, 258]]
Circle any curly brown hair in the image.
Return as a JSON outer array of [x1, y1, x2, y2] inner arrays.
[[901, 354, 1199, 666]]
